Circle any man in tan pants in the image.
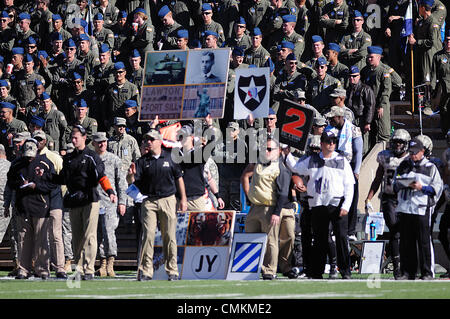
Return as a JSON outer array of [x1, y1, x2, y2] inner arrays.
[[241, 137, 295, 280], [53, 125, 116, 280], [130, 129, 187, 281]]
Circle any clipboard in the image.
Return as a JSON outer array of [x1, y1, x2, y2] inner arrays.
[[396, 177, 416, 188]]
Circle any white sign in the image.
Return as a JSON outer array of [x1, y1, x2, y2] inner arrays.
[[226, 233, 267, 280], [360, 241, 385, 274], [181, 247, 230, 279], [234, 67, 270, 120]]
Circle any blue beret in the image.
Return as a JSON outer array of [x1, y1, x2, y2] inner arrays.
[[79, 33, 90, 42], [316, 56, 327, 66], [52, 14, 62, 20], [34, 79, 43, 87], [30, 115, 45, 127], [158, 5, 170, 18], [312, 35, 323, 43], [93, 13, 103, 20], [232, 46, 244, 56], [236, 16, 246, 25], [264, 57, 275, 73], [350, 65, 360, 74], [269, 108, 275, 115], [420, 0, 434, 6], [367, 46, 383, 55], [12, 47, 25, 55], [0, 102, 15, 110], [99, 43, 110, 53], [18, 12, 31, 20], [124, 100, 137, 108], [24, 54, 34, 63], [282, 15, 296, 23], [118, 10, 127, 19], [64, 38, 76, 48], [40, 92, 51, 100], [328, 43, 341, 52], [353, 10, 363, 18], [75, 99, 88, 108], [252, 27, 262, 36], [286, 53, 297, 61], [51, 32, 63, 41], [204, 30, 218, 38], [134, 8, 147, 15], [72, 72, 82, 80], [1, 11, 9, 18], [38, 51, 48, 59], [202, 3, 212, 11], [281, 40, 295, 50], [131, 49, 140, 58], [27, 36, 37, 45], [0, 79, 8, 87], [114, 62, 125, 70], [176, 29, 189, 39]]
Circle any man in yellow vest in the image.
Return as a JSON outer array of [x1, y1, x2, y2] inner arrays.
[[241, 137, 295, 280]]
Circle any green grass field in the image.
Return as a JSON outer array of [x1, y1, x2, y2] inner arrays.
[[1, 271, 450, 299]]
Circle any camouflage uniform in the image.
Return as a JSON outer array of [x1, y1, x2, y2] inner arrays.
[[107, 132, 141, 173], [97, 151, 127, 259]]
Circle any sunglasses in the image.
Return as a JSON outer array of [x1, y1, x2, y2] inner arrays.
[[289, 61, 298, 65], [115, 70, 125, 74], [349, 74, 359, 78], [266, 147, 276, 152], [65, 47, 76, 51], [317, 65, 326, 69], [202, 11, 212, 15], [323, 140, 336, 144], [237, 25, 246, 28]]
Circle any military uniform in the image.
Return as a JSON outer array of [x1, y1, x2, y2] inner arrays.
[[15, 28, 39, 49], [244, 44, 271, 67], [339, 30, 372, 70], [327, 61, 349, 88], [0, 27, 16, 58], [157, 21, 181, 50], [10, 71, 45, 108], [224, 33, 252, 51], [268, 29, 305, 62], [93, 27, 115, 51], [273, 70, 307, 112], [39, 105, 71, 152], [242, 0, 270, 30], [197, 20, 226, 47], [319, 0, 350, 44], [125, 112, 150, 146], [260, 4, 296, 39], [414, 14, 442, 83], [108, 132, 141, 173], [0, 118, 28, 160], [127, 67, 144, 93], [129, 21, 154, 57], [93, 3, 120, 29], [77, 50, 100, 80], [103, 80, 140, 127], [431, 48, 450, 135], [97, 150, 127, 260], [361, 63, 392, 143], [62, 89, 97, 125], [306, 73, 341, 113], [111, 22, 131, 62], [167, 0, 195, 30], [86, 61, 116, 97], [72, 116, 98, 146], [294, 4, 310, 37]]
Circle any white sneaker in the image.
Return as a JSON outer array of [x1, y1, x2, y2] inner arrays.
[[348, 235, 357, 241]]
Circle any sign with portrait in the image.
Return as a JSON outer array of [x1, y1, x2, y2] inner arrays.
[[152, 211, 235, 280], [139, 48, 230, 121], [278, 99, 315, 152]]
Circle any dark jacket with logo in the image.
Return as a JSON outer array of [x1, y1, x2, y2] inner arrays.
[[346, 80, 376, 126], [7, 154, 56, 218]]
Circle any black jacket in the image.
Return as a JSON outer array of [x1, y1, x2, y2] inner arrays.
[[7, 154, 56, 218], [346, 81, 376, 126]]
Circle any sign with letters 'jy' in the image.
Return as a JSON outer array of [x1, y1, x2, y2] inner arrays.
[[278, 99, 315, 152], [152, 211, 235, 280]]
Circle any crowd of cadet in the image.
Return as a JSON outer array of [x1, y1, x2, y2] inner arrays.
[[0, 0, 449, 281]]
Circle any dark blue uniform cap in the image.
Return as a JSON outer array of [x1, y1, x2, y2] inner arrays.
[[281, 40, 295, 50], [367, 46, 383, 55], [312, 35, 323, 43], [0, 102, 15, 110], [177, 29, 189, 39], [282, 15, 296, 23], [124, 100, 138, 108], [252, 27, 262, 36], [158, 5, 170, 18], [12, 47, 25, 55], [328, 43, 340, 52], [30, 115, 45, 127]]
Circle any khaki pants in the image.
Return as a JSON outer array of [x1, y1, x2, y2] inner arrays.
[[17, 215, 50, 277], [245, 205, 295, 275], [187, 195, 206, 211], [49, 209, 65, 273], [70, 202, 99, 275], [138, 195, 178, 278]]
